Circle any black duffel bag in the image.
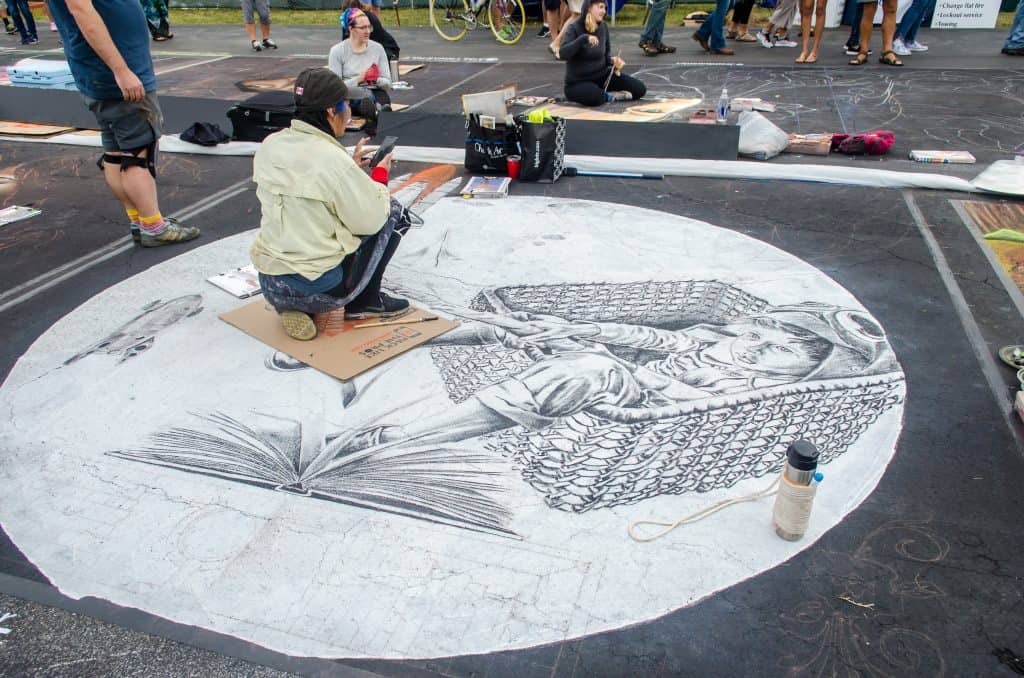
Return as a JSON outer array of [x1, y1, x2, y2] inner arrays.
[[227, 91, 295, 142], [516, 113, 566, 183], [464, 114, 521, 175]]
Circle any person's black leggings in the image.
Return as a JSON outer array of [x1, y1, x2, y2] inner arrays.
[[731, 0, 755, 25], [564, 72, 647, 107]]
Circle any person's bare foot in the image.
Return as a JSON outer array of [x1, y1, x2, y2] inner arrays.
[[805, 51, 818, 63], [795, 51, 808, 63]]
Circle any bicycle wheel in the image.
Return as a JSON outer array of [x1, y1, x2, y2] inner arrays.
[[431, 0, 471, 41], [489, 0, 525, 45]]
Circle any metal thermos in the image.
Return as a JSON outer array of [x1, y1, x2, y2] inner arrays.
[[774, 439, 820, 541]]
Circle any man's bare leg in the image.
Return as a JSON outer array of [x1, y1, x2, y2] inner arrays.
[[114, 150, 159, 216]]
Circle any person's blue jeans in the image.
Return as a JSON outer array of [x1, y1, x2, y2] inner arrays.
[[695, 0, 735, 50], [640, 0, 669, 44], [5, 0, 36, 41], [1006, 0, 1024, 49], [845, 2, 864, 48], [895, 0, 935, 42]]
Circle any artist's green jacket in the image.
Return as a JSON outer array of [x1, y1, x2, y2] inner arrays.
[[250, 119, 390, 281]]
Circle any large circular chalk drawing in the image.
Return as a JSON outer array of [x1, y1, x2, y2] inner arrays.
[[0, 197, 905, 659]]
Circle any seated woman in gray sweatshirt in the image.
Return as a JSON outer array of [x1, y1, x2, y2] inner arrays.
[[328, 8, 391, 134], [559, 0, 646, 106]]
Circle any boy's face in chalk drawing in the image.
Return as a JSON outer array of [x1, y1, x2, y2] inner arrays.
[[701, 317, 829, 378]]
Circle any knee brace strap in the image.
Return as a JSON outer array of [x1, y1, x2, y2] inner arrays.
[[97, 153, 122, 171], [119, 143, 158, 178]]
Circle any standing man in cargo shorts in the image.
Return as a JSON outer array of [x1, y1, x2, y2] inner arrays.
[[47, 0, 199, 247]]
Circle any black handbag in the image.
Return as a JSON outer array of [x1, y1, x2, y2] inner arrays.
[[516, 114, 566, 183], [227, 91, 295, 142], [464, 114, 521, 174]]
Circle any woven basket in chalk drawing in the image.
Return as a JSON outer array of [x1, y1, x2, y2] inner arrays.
[[428, 280, 905, 513]]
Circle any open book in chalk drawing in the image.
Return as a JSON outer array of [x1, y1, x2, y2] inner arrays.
[[108, 411, 516, 537]]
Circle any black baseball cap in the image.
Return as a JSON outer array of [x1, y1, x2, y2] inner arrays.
[[293, 68, 349, 112]]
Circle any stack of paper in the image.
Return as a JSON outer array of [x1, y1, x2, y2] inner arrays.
[[909, 150, 976, 164], [461, 176, 511, 199], [207, 264, 262, 298]]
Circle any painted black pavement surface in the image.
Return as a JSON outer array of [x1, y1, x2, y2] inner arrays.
[[2, 24, 1024, 678]]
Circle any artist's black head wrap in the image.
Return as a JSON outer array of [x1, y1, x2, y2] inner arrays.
[[293, 68, 349, 137]]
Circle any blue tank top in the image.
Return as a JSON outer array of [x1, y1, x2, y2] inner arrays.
[[47, 0, 157, 99]]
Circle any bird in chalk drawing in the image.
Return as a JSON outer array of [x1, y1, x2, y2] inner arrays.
[[64, 295, 203, 365]]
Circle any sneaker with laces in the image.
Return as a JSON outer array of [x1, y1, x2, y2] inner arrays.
[[278, 310, 317, 341], [537, 24, 550, 38], [262, 38, 278, 49], [139, 217, 200, 248], [130, 223, 140, 243], [772, 36, 798, 47], [606, 90, 633, 102], [251, 39, 262, 51], [344, 292, 411, 320], [905, 39, 928, 51], [892, 37, 911, 56], [756, 30, 772, 48]]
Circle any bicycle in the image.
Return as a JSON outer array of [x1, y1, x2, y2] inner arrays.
[[429, 0, 526, 45]]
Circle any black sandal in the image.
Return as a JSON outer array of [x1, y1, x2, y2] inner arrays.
[[878, 49, 903, 66], [639, 40, 660, 56], [848, 51, 868, 65]]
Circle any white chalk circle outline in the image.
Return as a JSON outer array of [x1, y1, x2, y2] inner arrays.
[[0, 197, 905, 659]]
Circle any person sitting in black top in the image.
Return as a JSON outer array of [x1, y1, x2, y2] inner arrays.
[[558, 0, 646, 107], [341, 0, 399, 61]]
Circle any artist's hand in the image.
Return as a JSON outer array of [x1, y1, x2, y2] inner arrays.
[[375, 152, 393, 172], [587, 34, 599, 47], [612, 56, 625, 72], [353, 137, 374, 168], [114, 68, 145, 102]]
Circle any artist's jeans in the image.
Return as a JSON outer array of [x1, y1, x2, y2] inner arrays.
[[845, 2, 864, 47], [639, 0, 669, 44], [5, 0, 36, 41], [259, 200, 410, 314], [1006, 0, 1024, 49], [695, 0, 735, 50], [895, 0, 935, 42]]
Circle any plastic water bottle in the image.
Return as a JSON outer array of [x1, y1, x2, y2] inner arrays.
[[715, 88, 729, 125]]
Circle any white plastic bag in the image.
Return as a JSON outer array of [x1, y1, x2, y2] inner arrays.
[[971, 159, 1024, 197], [737, 111, 789, 161]]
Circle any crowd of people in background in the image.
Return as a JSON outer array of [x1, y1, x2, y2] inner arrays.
[[2, 0, 1021, 59]]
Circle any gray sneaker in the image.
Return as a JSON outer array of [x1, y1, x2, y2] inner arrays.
[[756, 30, 772, 48], [139, 217, 200, 248]]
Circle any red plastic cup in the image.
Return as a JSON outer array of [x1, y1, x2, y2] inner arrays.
[[507, 155, 521, 180]]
